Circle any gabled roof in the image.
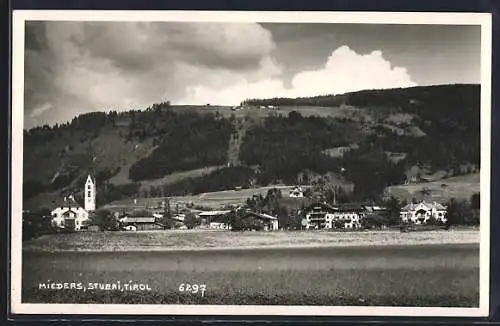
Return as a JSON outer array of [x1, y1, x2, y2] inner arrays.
[[120, 217, 156, 224], [198, 210, 231, 217], [305, 202, 338, 212], [127, 209, 154, 218], [401, 201, 447, 211], [61, 208, 80, 217], [51, 196, 83, 210], [243, 211, 278, 221], [335, 203, 364, 212]]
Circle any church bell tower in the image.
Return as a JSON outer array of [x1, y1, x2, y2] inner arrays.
[[84, 174, 96, 211]]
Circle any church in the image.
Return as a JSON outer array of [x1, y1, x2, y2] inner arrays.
[[50, 174, 96, 231]]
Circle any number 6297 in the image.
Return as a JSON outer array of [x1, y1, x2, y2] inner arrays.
[[178, 283, 206, 297]]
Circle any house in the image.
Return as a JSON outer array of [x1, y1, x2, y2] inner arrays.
[[50, 195, 90, 231], [303, 202, 364, 229], [197, 210, 232, 229], [289, 186, 304, 198], [239, 210, 279, 231], [400, 201, 447, 224], [332, 203, 364, 229], [119, 210, 164, 231]]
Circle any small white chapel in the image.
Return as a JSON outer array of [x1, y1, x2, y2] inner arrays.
[[50, 174, 96, 231]]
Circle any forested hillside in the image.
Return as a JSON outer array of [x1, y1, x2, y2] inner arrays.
[[22, 84, 480, 210]]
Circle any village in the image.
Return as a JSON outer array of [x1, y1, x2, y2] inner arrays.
[[42, 173, 449, 233]]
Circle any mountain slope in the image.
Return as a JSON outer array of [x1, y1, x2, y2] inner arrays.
[[23, 84, 480, 210]]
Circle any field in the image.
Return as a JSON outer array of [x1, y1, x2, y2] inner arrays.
[[22, 243, 479, 306], [22, 229, 479, 252], [168, 104, 365, 120], [105, 185, 317, 209], [385, 173, 480, 202]]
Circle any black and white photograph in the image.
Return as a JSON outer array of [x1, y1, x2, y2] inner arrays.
[[10, 10, 492, 316]]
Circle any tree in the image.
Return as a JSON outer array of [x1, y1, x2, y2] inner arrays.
[[445, 198, 474, 228], [23, 209, 55, 241], [470, 193, 480, 210], [276, 205, 303, 230], [184, 212, 201, 229], [384, 196, 402, 226], [90, 209, 119, 231], [361, 214, 389, 229]]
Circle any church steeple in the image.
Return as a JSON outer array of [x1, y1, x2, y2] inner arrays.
[[84, 174, 96, 211]]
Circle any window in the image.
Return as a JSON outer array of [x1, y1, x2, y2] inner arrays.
[[87, 191, 91, 197], [87, 185, 91, 190]]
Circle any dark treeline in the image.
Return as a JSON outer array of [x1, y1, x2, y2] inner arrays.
[[242, 84, 478, 114], [24, 111, 114, 146]]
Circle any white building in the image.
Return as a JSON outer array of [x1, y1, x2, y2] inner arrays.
[[50, 174, 95, 231], [400, 201, 447, 224], [198, 210, 232, 229], [50, 195, 90, 231], [289, 186, 304, 198], [303, 202, 363, 229]]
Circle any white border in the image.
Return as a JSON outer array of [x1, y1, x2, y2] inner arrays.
[[10, 10, 492, 317]]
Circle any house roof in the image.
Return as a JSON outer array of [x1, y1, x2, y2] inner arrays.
[[244, 211, 278, 221], [335, 203, 364, 212], [305, 202, 338, 212], [127, 209, 154, 218], [305, 202, 367, 212], [51, 196, 83, 210], [401, 201, 447, 211], [120, 217, 156, 224], [61, 208, 80, 217], [198, 210, 231, 217]]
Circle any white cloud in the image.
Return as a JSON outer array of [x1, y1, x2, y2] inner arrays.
[[25, 21, 280, 128], [179, 45, 417, 105], [25, 22, 417, 128]]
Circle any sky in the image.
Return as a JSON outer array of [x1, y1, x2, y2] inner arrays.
[[23, 21, 481, 129]]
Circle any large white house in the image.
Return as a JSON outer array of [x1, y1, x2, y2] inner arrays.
[[50, 174, 95, 231], [400, 201, 447, 224], [303, 202, 364, 229]]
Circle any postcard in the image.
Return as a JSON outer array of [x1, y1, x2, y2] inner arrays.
[[10, 10, 492, 317]]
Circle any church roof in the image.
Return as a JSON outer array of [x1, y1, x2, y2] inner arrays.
[[86, 173, 96, 184]]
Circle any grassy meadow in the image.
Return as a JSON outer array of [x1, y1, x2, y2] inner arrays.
[[22, 229, 479, 252], [22, 244, 479, 306]]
